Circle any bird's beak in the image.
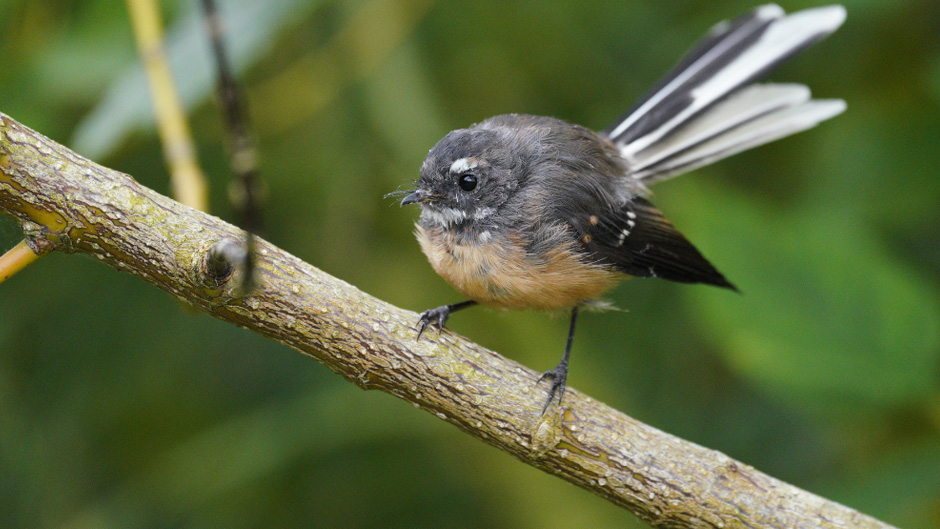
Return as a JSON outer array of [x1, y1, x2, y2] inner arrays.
[[400, 190, 429, 207]]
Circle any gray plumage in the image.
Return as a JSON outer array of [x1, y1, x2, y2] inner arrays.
[[406, 4, 845, 290], [400, 4, 847, 410]]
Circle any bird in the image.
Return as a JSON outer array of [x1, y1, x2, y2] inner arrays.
[[398, 4, 846, 412]]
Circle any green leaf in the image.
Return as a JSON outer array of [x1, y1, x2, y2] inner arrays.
[[672, 180, 940, 415], [70, 0, 326, 160]]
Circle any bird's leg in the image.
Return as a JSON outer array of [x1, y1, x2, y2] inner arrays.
[[538, 306, 579, 413], [415, 300, 478, 340]]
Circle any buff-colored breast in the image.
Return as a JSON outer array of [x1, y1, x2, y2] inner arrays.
[[416, 224, 620, 310]]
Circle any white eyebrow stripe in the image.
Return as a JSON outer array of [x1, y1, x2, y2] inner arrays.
[[450, 157, 478, 174]]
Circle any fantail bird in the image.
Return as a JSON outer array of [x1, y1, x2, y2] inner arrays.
[[398, 4, 846, 412]]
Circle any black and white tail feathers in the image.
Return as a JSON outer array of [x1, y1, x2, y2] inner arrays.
[[605, 4, 846, 184]]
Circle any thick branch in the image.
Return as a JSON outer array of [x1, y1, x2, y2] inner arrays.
[[0, 112, 894, 529]]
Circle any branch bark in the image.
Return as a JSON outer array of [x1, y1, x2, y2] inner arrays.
[[0, 112, 895, 529]]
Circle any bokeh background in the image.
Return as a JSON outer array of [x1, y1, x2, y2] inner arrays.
[[1, 0, 939, 527]]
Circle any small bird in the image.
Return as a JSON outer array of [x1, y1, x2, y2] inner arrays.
[[398, 4, 846, 412]]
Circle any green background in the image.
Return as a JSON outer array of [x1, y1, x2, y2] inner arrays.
[[1, 0, 938, 527]]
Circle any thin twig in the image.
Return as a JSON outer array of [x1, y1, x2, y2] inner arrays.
[[0, 239, 49, 284], [125, 0, 208, 211], [200, 0, 262, 293]]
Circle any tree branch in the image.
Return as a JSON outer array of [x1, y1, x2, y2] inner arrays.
[[0, 112, 895, 529]]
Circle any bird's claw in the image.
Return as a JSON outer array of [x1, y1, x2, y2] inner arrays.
[[537, 362, 568, 414], [415, 305, 452, 340]]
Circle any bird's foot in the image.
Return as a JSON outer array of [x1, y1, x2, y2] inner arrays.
[[415, 305, 453, 340], [537, 361, 569, 414]]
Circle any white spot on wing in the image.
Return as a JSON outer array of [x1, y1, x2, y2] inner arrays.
[[616, 228, 631, 247]]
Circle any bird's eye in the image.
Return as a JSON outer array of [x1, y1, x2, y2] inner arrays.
[[458, 173, 477, 191]]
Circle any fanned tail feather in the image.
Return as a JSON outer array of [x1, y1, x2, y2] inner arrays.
[[605, 4, 846, 184]]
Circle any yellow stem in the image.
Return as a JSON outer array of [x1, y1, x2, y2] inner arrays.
[[0, 240, 46, 284], [125, 0, 208, 211]]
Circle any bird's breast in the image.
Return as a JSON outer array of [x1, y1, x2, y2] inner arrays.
[[415, 223, 620, 310]]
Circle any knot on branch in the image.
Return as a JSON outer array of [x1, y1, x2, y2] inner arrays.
[[203, 237, 243, 284], [198, 237, 257, 297]]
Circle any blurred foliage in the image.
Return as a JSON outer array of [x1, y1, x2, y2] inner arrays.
[[1, 0, 939, 527]]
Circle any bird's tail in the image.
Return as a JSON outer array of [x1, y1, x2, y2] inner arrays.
[[605, 4, 846, 184]]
